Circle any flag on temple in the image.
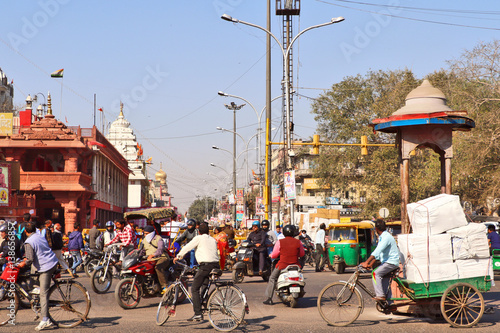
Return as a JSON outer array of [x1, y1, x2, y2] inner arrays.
[[98, 107, 103, 112], [50, 69, 64, 78], [146, 157, 153, 164], [252, 170, 260, 181]]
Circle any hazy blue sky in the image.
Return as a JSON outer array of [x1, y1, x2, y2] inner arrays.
[[1, 1, 499, 213]]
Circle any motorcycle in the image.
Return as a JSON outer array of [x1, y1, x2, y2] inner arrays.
[[275, 264, 306, 308], [300, 238, 315, 267], [114, 249, 187, 309], [90, 244, 121, 294], [82, 247, 104, 277], [232, 241, 272, 283], [224, 238, 237, 271]]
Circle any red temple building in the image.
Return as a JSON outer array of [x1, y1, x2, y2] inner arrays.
[[0, 94, 129, 233]]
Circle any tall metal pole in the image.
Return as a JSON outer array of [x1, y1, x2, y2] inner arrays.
[[233, 108, 237, 224], [265, 0, 272, 226], [224, 102, 245, 225]]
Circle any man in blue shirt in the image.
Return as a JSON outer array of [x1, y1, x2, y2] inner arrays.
[[487, 225, 500, 255], [361, 219, 399, 302]]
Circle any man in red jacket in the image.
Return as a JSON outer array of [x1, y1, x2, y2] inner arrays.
[[263, 224, 304, 305]]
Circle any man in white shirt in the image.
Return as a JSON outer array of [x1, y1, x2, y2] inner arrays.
[[315, 223, 327, 272], [174, 222, 219, 322]]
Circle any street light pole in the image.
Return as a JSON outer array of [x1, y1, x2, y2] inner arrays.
[[224, 102, 245, 226], [221, 13, 344, 226]]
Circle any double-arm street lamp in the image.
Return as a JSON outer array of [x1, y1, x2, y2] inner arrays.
[[221, 13, 345, 225]]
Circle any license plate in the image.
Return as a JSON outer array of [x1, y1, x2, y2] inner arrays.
[[238, 250, 246, 254], [290, 287, 301, 293]]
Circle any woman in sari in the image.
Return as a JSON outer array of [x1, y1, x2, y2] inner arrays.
[[213, 226, 229, 270]]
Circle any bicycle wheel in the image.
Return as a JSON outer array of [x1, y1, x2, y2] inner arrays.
[[0, 289, 18, 326], [48, 280, 91, 328], [208, 285, 246, 332], [91, 267, 112, 294], [156, 284, 178, 326], [317, 282, 363, 326]]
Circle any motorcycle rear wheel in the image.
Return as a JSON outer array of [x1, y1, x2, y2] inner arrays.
[[115, 278, 141, 309], [289, 296, 298, 308], [85, 258, 100, 277]]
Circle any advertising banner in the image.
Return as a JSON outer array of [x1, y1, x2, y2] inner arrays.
[[236, 188, 244, 205], [255, 197, 265, 215], [0, 163, 11, 206], [0, 113, 13, 136], [272, 185, 280, 203], [284, 170, 296, 201]]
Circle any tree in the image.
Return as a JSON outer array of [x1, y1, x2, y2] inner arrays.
[[187, 196, 218, 223], [310, 40, 500, 217]]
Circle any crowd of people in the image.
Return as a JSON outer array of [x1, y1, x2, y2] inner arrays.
[[2, 212, 499, 330]]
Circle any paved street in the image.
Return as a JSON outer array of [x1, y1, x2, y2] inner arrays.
[[5, 266, 500, 333]]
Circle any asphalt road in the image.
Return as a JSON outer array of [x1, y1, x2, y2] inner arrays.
[[5, 265, 500, 333]]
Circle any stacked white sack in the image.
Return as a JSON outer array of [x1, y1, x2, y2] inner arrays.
[[446, 223, 490, 260], [407, 194, 468, 235], [455, 258, 495, 286], [397, 233, 458, 283]]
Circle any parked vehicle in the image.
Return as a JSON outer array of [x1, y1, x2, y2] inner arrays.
[[82, 247, 104, 277], [275, 264, 306, 308], [115, 249, 186, 309], [327, 221, 377, 274], [232, 241, 272, 283], [300, 238, 315, 267]]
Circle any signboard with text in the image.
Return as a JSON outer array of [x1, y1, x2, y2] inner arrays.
[[272, 185, 280, 203], [255, 197, 264, 215], [0, 113, 13, 136]]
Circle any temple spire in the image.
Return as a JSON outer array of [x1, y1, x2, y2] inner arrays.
[[119, 101, 124, 117], [46, 92, 54, 118]]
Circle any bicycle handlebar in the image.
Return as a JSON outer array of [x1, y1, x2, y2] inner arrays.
[[357, 265, 370, 274]]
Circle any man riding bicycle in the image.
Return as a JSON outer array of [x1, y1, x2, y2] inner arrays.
[[17, 222, 60, 331], [174, 222, 219, 322], [360, 219, 400, 303]]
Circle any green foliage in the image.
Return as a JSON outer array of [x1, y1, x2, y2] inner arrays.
[[187, 196, 217, 223], [310, 40, 500, 217]]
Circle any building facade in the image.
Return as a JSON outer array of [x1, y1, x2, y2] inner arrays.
[[0, 94, 129, 232]]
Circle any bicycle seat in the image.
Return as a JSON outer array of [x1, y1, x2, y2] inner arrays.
[[209, 269, 223, 279], [387, 267, 400, 278]]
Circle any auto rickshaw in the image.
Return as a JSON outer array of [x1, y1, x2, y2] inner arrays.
[[327, 221, 376, 274], [493, 249, 500, 274]]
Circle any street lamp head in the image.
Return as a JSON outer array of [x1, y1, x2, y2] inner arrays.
[[217, 91, 227, 97], [212, 145, 219, 150], [216, 126, 224, 131], [210, 163, 216, 167], [332, 17, 345, 23], [221, 14, 238, 23]]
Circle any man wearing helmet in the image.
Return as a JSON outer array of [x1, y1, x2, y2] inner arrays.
[[261, 220, 277, 256], [103, 221, 116, 245], [175, 219, 199, 268], [263, 224, 304, 305], [0, 223, 22, 268], [247, 221, 268, 275]]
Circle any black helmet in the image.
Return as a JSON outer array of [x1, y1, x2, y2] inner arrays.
[[187, 219, 196, 227], [283, 224, 295, 237], [261, 220, 270, 228]]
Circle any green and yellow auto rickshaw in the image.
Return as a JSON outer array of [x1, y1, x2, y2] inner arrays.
[[327, 221, 377, 274]]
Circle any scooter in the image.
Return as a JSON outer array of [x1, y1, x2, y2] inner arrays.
[[232, 241, 272, 283], [275, 264, 306, 308]]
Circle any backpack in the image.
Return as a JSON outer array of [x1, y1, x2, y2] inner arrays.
[[95, 233, 104, 250]]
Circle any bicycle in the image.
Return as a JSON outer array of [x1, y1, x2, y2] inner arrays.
[[317, 265, 489, 328], [0, 263, 91, 328], [156, 260, 249, 332]]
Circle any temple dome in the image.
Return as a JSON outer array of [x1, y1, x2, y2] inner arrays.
[[392, 80, 452, 116], [155, 164, 167, 184]]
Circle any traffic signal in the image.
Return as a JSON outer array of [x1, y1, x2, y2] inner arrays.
[[360, 135, 368, 155], [312, 134, 320, 155]]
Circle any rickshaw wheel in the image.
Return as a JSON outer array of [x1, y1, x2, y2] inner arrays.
[[440, 282, 484, 328]]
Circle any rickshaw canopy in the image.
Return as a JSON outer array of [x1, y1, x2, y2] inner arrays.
[[124, 207, 176, 221]]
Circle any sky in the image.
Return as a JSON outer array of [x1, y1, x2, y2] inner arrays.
[[0, 1, 499, 213]]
